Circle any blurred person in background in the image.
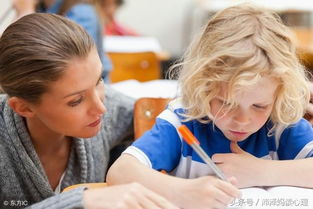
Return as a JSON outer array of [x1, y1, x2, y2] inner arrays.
[[100, 0, 138, 36], [12, 0, 112, 82]]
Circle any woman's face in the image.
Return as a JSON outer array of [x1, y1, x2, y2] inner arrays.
[[28, 48, 106, 138]]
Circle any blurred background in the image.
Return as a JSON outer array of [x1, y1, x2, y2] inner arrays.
[[1, 0, 313, 83]]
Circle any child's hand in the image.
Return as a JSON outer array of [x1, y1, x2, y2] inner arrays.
[[83, 182, 179, 209], [176, 176, 241, 209], [212, 142, 268, 188]]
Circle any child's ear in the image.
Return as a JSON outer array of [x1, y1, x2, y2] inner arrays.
[[8, 97, 35, 118]]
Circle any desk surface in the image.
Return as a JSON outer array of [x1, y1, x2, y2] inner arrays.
[[111, 79, 178, 99], [104, 36, 170, 61]]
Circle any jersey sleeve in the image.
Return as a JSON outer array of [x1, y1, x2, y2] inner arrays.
[[124, 110, 182, 172], [277, 119, 313, 159]]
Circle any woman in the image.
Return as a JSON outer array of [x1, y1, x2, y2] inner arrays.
[[0, 13, 177, 209], [13, 0, 112, 81]]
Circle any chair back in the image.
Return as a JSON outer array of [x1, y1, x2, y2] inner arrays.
[[134, 97, 171, 139], [108, 52, 161, 83]]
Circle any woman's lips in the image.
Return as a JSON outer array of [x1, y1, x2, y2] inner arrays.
[[88, 118, 101, 127]]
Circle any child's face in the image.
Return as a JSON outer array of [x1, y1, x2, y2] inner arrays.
[[27, 47, 106, 138], [210, 76, 278, 142]]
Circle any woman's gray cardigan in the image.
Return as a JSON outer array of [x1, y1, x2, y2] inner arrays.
[[0, 86, 134, 209]]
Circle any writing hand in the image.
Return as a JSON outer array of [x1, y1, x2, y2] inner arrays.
[[176, 176, 241, 209]]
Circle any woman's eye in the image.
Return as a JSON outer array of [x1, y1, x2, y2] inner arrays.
[[68, 97, 83, 107], [97, 77, 104, 85]]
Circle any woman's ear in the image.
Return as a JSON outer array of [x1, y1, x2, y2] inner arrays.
[[8, 97, 35, 118]]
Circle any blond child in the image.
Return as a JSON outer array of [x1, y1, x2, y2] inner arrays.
[[107, 4, 313, 209]]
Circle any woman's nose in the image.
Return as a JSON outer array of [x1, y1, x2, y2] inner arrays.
[[90, 94, 106, 116], [96, 99, 106, 115]]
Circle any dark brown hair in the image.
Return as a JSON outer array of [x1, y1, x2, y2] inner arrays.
[[0, 13, 94, 103]]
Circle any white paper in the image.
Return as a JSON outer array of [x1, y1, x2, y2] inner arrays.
[[104, 36, 162, 53], [111, 79, 179, 99], [228, 186, 313, 209]]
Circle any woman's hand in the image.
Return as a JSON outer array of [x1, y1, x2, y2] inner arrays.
[[83, 182, 179, 209], [213, 142, 269, 188], [175, 175, 241, 209], [12, 0, 36, 18]]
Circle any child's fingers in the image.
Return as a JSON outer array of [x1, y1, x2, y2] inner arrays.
[[228, 176, 238, 187], [216, 179, 242, 199], [209, 186, 236, 206], [212, 153, 227, 163], [138, 197, 164, 209], [212, 199, 230, 209], [143, 186, 179, 209], [230, 142, 241, 154]]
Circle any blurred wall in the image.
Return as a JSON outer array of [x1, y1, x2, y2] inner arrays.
[[2, 1, 313, 58], [115, 0, 196, 57], [0, 0, 196, 57], [0, 1, 15, 34]]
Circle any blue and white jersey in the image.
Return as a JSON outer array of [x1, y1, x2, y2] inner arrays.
[[124, 98, 313, 179]]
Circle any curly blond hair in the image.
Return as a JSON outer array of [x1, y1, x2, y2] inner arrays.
[[172, 4, 310, 127]]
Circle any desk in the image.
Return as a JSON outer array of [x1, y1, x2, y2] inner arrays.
[[104, 36, 170, 61], [111, 79, 178, 99], [63, 183, 107, 192]]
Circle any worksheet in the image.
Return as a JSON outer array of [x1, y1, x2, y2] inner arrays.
[[228, 186, 313, 209]]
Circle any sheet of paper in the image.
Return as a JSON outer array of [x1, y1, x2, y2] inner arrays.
[[111, 79, 179, 99], [104, 36, 162, 53], [228, 186, 313, 209]]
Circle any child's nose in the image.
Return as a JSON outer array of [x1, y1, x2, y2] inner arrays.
[[233, 108, 250, 125]]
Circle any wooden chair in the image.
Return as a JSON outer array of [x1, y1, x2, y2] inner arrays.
[[292, 28, 313, 50], [134, 97, 171, 139], [108, 52, 161, 83]]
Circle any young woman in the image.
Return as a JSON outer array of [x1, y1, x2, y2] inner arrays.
[[0, 13, 177, 209], [12, 0, 112, 81]]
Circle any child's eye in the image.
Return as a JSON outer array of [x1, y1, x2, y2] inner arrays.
[[68, 97, 83, 107], [218, 99, 231, 106], [253, 104, 267, 109]]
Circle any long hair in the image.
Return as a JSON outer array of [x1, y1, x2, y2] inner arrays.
[[170, 4, 310, 128], [0, 13, 94, 103]]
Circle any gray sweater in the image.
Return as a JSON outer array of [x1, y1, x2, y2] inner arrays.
[[0, 87, 134, 209]]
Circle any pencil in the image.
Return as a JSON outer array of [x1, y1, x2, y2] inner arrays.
[[178, 125, 228, 181]]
